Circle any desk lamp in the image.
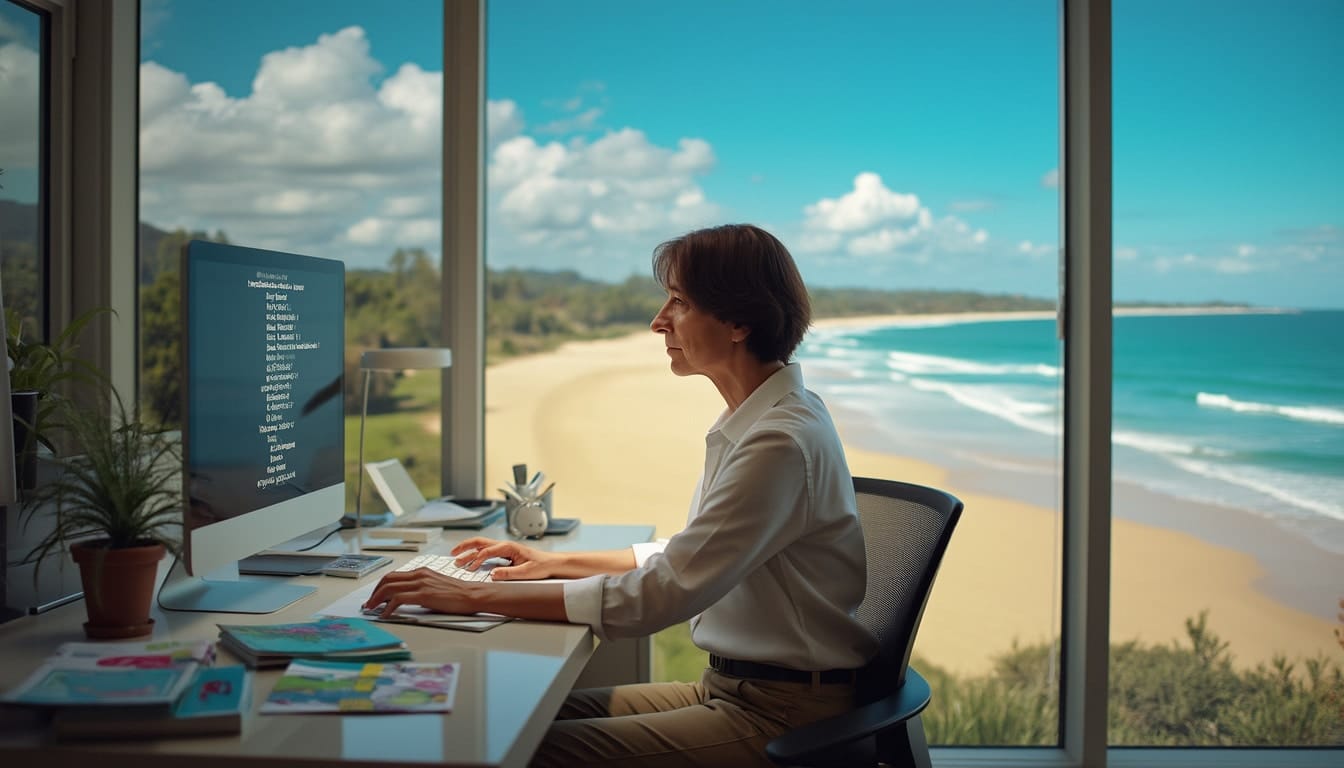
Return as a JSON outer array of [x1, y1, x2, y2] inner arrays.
[[350, 348, 452, 547]]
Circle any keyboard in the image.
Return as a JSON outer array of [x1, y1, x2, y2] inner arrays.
[[396, 553, 495, 582]]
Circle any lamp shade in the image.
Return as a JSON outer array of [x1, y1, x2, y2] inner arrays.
[[360, 348, 452, 371]]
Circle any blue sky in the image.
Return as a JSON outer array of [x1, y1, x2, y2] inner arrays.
[[8, 0, 1338, 307]]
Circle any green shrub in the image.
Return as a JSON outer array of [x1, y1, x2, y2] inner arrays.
[[653, 610, 1344, 747]]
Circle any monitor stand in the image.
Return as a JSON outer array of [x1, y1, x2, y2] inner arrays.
[[158, 558, 315, 614]]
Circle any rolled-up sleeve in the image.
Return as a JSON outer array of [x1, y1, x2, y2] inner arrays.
[[563, 540, 667, 635], [562, 574, 606, 631], [631, 539, 668, 567]]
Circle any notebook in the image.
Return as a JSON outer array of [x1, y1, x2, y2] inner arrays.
[[364, 459, 503, 528]]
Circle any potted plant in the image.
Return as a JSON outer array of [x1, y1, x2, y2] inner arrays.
[[21, 387, 181, 639], [6, 306, 111, 489]]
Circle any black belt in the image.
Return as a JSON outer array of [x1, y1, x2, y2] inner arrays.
[[709, 654, 856, 685]]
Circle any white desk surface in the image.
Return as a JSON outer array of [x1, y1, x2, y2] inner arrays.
[[0, 521, 655, 768]]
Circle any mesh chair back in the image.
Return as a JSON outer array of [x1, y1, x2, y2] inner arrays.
[[851, 477, 963, 700]]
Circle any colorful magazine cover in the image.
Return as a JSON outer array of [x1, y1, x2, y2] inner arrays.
[[3, 639, 215, 708], [217, 617, 404, 655], [260, 659, 459, 714], [51, 665, 251, 740]]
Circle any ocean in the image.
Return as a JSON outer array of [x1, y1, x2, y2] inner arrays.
[[798, 310, 1344, 556]]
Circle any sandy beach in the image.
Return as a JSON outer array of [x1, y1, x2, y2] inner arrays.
[[485, 323, 1341, 676]]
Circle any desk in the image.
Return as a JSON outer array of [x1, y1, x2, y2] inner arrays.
[[0, 522, 655, 767]]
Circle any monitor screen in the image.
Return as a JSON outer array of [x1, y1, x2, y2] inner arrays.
[[175, 240, 344, 609]]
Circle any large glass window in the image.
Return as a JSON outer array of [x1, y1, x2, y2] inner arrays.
[[485, 0, 1063, 746], [1111, 0, 1344, 747], [138, 2, 445, 510], [0, 0, 47, 335]]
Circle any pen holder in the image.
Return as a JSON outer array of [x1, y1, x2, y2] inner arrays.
[[507, 491, 549, 539]]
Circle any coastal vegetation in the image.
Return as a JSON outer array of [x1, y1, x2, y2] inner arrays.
[[654, 611, 1344, 746]]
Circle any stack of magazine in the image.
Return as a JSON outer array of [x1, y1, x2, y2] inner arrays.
[[216, 617, 411, 669], [1, 639, 249, 740], [261, 659, 460, 715]]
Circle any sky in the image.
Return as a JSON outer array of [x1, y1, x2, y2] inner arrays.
[[1, 0, 1340, 307]]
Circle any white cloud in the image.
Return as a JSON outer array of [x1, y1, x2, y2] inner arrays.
[[1214, 258, 1256, 274], [0, 40, 40, 168], [536, 107, 603, 134], [381, 195, 433, 217], [1017, 240, 1055, 258], [139, 26, 449, 265], [136, 26, 724, 276], [796, 174, 988, 262], [803, 172, 920, 233], [252, 27, 381, 106], [0, 15, 24, 43], [486, 127, 720, 276], [1041, 168, 1059, 188], [488, 99, 525, 149]]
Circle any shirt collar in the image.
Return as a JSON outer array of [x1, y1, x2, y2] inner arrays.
[[715, 363, 805, 443]]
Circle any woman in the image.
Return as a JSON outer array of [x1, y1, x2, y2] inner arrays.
[[365, 223, 877, 766]]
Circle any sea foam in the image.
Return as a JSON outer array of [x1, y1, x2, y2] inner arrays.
[[1197, 392, 1344, 426]]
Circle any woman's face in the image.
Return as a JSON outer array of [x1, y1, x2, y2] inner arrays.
[[650, 277, 738, 379]]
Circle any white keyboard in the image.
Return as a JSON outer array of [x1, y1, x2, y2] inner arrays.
[[396, 553, 494, 582]]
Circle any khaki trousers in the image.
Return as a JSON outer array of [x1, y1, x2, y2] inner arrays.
[[529, 668, 856, 767]]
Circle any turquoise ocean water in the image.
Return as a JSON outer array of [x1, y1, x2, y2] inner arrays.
[[797, 310, 1344, 556]]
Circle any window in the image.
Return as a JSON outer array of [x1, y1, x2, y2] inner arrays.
[[1110, 0, 1344, 748], [0, 0, 47, 335], [484, 0, 1065, 746], [138, 2, 446, 508]]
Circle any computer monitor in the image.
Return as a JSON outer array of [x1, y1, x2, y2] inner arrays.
[[158, 240, 345, 613]]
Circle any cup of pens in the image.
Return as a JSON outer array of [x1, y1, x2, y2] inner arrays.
[[503, 463, 552, 540]]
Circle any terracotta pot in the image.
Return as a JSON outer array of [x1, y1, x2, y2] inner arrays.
[[70, 541, 165, 639]]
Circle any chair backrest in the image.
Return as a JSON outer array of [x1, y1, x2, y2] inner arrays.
[[851, 476, 963, 701]]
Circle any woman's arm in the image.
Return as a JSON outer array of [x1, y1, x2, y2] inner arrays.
[[450, 536, 637, 580], [361, 539, 638, 620], [364, 571, 568, 621]]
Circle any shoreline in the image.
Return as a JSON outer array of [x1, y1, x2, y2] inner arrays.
[[483, 328, 1340, 676], [810, 305, 1297, 332]]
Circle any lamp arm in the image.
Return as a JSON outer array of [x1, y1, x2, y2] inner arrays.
[[355, 367, 372, 550]]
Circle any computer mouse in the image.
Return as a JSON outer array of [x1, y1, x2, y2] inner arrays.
[[480, 556, 512, 568]]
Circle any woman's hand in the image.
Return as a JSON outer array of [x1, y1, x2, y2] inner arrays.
[[362, 569, 480, 617], [450, 536, 563, 581], [361, 561, 568, 623]]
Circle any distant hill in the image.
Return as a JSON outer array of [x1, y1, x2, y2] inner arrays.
[[0, 200, 1253, 314]]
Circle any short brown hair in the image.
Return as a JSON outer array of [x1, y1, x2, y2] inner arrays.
[[652, 224, 811, 363]]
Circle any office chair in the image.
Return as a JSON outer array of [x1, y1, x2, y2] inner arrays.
[[766, 477, 964, 768]]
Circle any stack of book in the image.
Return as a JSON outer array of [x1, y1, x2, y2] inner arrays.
[[216, 617, 411, 669], [1, 639, 249, 740]]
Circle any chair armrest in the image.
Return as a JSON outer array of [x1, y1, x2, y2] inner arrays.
[[765, 666, 932, 766]]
